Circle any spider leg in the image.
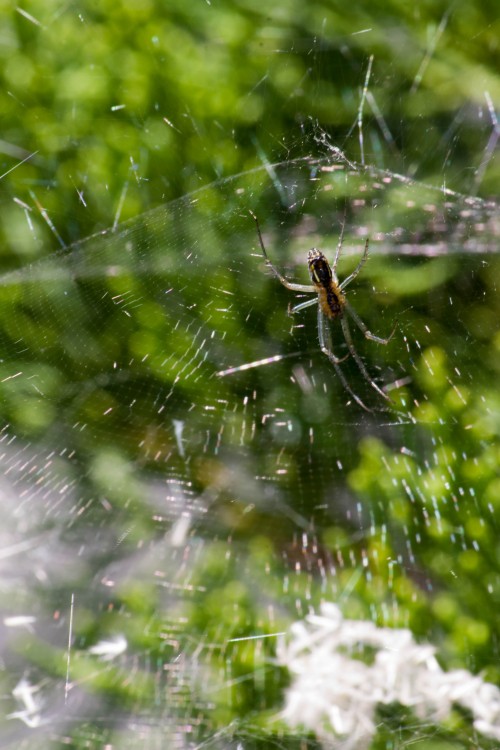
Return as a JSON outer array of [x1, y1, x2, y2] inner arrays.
[[250, 211, 314, 293], [340, 315, 393, 403], [291, 297, 317, 314], [339, 238, 370, 290], [317, 307, 373, 412], [331, 213, 346, 274], [345, 300, 396, 344]]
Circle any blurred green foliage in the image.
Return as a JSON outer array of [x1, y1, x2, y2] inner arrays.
[[1, 0, 499, 255], [1, 1, 500, 748]]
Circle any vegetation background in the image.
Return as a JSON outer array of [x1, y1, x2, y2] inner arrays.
[[0, 1, 499, 748]]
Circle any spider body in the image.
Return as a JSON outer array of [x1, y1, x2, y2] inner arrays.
[[308, 249, 345, 320], [250, 210, 395, 412]]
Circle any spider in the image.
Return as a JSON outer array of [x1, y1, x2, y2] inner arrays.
[[250, 211, 395, 412]]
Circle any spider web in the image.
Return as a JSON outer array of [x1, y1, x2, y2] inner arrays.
[[1, 147, 499, 749]]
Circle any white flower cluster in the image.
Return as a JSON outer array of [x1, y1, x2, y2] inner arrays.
[[277, 602, 500, 749]]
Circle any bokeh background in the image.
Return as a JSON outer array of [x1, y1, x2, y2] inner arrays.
[[0, 1, 499, 748]]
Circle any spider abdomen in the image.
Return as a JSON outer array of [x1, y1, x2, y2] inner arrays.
[[318, 285, 345, 319]]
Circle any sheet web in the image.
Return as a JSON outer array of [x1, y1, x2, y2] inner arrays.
[[1, 154, 499, 748]]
